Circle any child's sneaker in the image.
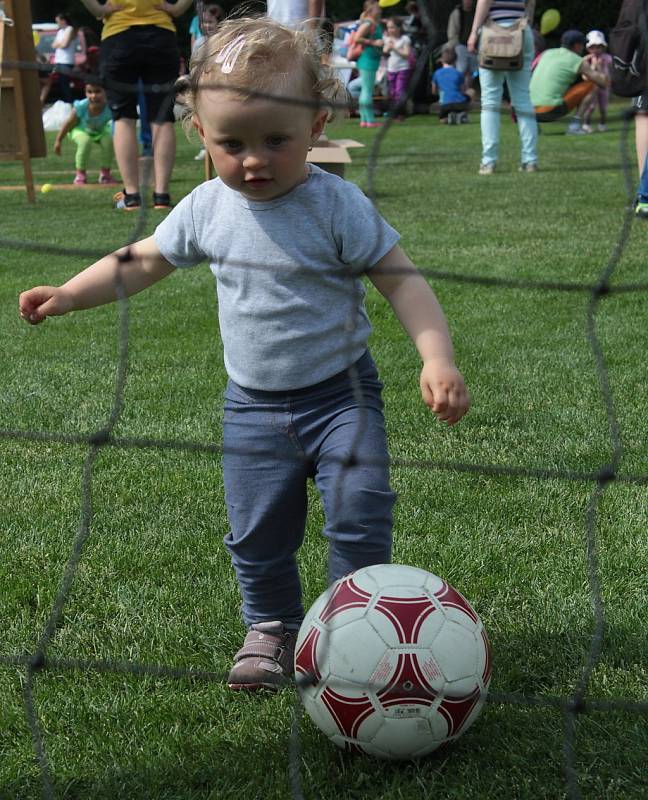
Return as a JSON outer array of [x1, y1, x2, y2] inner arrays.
[[227, 621, 297, 691], [581, 123, 593, 133], [73, 170, 87, 185], [447, 112, 457, 125], [99, 169, 118, 185], [113, 189, 141, 211], [598, 123, 608, 133], [635, 201, 648, 219], [566, 120, 585, 135], [459, 111, 469, 124], [152, 192, 172, 210], [478, 162, 495, 175]]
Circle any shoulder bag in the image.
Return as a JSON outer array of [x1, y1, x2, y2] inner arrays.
[[347, 20, 376, 63], [478, 16, 527, 70]]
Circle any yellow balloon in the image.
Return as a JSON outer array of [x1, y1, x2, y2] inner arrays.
[[540, 8, 561, 36], [33, 30, 40, 46], [379, 0, 401, 7]]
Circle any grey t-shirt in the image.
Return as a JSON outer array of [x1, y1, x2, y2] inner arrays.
[[154, 165, 400, 390]]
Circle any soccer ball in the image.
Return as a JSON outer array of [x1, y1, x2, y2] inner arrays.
[[294, 563, 491, 760]]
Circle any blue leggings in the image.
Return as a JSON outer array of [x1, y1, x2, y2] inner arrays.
[[222, 351, 395, 629], [358, 68, 378, 123]]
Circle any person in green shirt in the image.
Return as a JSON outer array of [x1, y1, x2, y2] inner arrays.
[[530, 29, 609, 133], [354, 1, 384, 128]]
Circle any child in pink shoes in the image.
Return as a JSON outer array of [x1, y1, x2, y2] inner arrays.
[[54, 83, 117, 185]]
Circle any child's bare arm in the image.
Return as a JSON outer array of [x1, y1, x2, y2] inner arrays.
[[54, 110, 78, 155], [368, 244, 469, 425], [19, 235, 176, 325]]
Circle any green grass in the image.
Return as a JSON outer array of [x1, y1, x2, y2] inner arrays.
[[2, 108, 648, 799]]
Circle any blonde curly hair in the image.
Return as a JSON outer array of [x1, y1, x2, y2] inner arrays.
[[176, 15, 348, 132]]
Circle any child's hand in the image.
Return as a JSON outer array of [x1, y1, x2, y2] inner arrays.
[[19, 286, 74, 325], [419, 359, 469, 425]]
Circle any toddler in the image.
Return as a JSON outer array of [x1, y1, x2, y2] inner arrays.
[[54, 82, 117, 185], [20, 17, 469, 692], [382, 17, 413, 121], [432, 47, 473, 124], [190, 3, 224, 161], [581, 30, 612, 133]]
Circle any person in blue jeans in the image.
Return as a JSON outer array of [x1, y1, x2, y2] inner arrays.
[[467, 0, 538, 174], [19, 17, 469, 692], [633, 93, 648, 219]]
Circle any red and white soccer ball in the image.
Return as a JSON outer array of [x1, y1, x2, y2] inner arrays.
[[295, 563, 491, 760]]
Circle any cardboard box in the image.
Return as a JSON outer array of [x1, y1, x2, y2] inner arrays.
[[307, 134, 364, 177]]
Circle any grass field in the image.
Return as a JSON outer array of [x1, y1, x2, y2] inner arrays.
[[1, 106, 648, 800]]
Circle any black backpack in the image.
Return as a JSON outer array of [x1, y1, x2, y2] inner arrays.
[[610, 0, 648, 97]]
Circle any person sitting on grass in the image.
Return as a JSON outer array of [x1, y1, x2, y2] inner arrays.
[[432, 47, 474, 124], [54, 82, 117, 185], [19, 16, 470, 692], [530, 29, 610, 134]]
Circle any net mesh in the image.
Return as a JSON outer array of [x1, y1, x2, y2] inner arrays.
[[2, 4, 648, 798]]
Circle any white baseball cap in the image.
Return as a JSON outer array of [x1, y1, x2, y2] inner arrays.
[[586, 30, 607, 47]]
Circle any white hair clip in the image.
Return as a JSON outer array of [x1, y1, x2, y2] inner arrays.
[[215, 34, 246, 74]]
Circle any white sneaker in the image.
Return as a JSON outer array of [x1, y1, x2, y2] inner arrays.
[[478, 162, 495, 175], [598, 123, 607, 132], [581, 123, 593, 133], [194, 148, 206, 161], [566, 121, 584, 135]]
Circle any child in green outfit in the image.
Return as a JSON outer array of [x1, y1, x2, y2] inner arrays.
[[54, 83, 117, 185]]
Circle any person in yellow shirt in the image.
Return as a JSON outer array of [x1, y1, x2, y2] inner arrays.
[[80, 1, 194, 209]]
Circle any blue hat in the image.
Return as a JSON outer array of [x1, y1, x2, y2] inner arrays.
[[561, 29, 586, 48]]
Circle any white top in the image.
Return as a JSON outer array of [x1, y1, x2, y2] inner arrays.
[[385, 35, 411, 73], [266, 0, 319, 27], [154, 165, 400, 391], [53, 26, 76, 66]]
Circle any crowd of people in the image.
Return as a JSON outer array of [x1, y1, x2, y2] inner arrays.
[[38, 2, 646, 218]]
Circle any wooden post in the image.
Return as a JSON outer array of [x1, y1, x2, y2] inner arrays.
[[0, 0, 46, 202]]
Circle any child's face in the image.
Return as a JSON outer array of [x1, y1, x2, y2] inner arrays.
[[85, 85, 105, 105], [194, 88, 327, 202], [202, 6, 221, 35], [588, 44, 605, 55]]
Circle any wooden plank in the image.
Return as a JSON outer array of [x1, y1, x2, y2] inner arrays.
[[0, 0, 46, 201]]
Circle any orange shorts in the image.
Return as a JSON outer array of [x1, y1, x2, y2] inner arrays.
[[535, 81, 595, 121]]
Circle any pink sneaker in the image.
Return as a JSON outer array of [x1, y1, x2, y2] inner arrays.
[[99, 170, 118, 185], [73, 170, 87, 185], [364, 122, 383, 128], [227, 622, 296, 691]]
